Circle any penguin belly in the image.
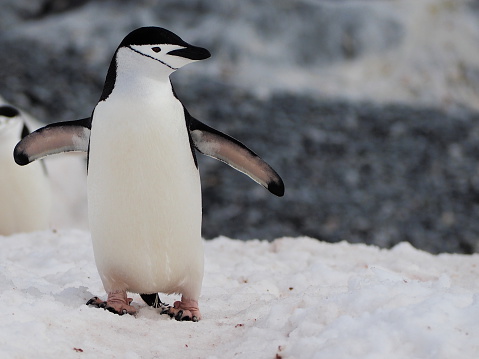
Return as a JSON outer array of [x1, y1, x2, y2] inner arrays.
[[87, 95, 203, 299], [0, 136, 51, 235]]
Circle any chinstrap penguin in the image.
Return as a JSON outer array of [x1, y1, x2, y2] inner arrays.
[[14, 26, 284, 321], [0, 105, 51, 235]]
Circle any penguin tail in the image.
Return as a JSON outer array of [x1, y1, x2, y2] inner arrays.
[[140, 293, 168, 309]]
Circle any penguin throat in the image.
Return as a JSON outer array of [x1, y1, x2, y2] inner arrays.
[[127, 46, 178, 71]]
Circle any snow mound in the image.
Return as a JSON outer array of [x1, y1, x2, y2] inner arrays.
[[0, 230, 477, 358]]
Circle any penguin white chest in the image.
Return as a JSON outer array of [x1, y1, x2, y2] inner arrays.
[[87, 89, 203, 296]]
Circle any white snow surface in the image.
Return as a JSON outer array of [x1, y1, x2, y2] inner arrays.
[[0, 230, 478, 358]]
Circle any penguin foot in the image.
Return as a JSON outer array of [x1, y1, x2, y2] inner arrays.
[[86, 291, 137, 316], [105, 291, 137, 315], [86, 296, 107, 308], [162, 296, 201, 322]]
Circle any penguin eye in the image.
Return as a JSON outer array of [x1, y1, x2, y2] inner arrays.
[[152, 47, 161, 53]]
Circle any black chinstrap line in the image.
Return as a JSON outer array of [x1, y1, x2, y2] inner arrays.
[[127, 46, 178, 70]]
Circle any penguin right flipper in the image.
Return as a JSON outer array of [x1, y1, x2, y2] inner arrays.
[[14, 117, 91, 166], [186, 111, 285, 197]]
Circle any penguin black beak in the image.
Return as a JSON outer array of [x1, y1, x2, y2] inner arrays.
[[167, 46, 211, 61]]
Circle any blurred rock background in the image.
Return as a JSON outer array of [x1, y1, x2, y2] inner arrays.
[[1, 0, 479, 253]]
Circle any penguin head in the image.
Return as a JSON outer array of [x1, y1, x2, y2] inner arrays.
[[0, 105, 27, 140], [119, 27, 211, 72]]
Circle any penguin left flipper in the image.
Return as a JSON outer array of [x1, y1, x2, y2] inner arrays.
[[14, 117, 91, 166], [186, 111, 285, 197]]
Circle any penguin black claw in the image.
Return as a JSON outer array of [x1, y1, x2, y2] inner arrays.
[[87, 293, 136, 316], [175, 310, 184, 321], [105, 305, 135, 316], [106, 306, 118, 314], [161, 298, 201, 321], [86, 296, 106, 308], [86, 297, 97, 306], [163, 306, 199, 322]]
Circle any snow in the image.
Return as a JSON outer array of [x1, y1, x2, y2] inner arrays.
[[0, 230, 478, 358]]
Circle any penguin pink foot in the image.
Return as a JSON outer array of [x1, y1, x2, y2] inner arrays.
[[163, 296, 201, 322], [87, 291, 136, 316]]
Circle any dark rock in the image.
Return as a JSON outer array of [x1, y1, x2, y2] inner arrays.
[[175, 80, 479, 254]]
